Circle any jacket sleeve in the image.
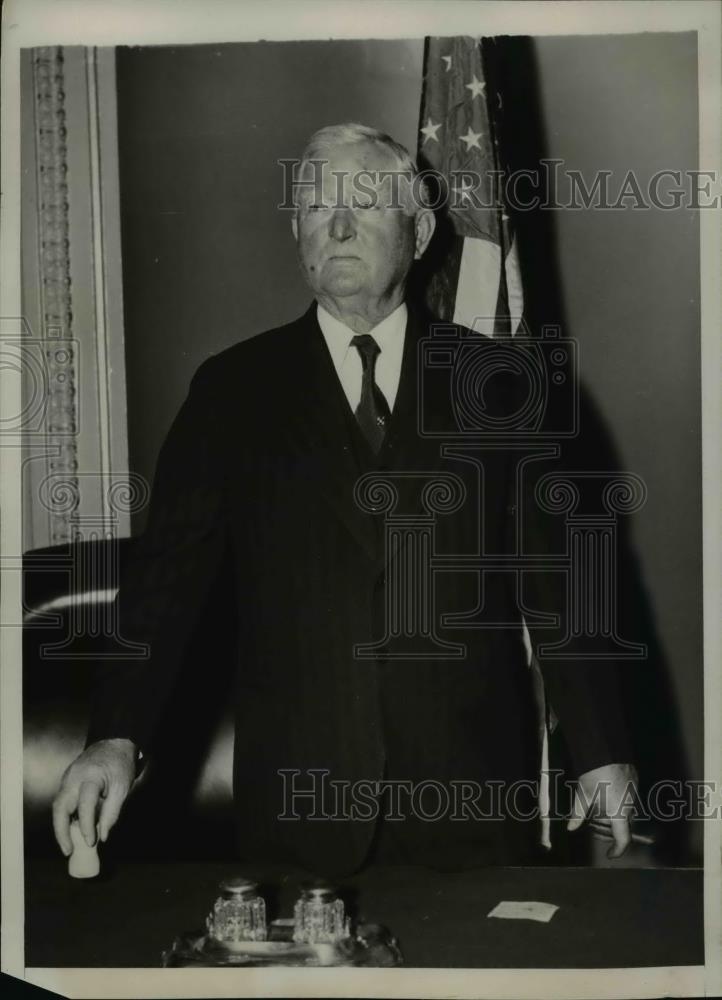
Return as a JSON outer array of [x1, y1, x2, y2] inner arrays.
[[507, 407, 636, 779], [85, 356, 230, 760]]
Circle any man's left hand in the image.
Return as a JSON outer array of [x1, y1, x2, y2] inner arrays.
[[567, 762, 639, 859]]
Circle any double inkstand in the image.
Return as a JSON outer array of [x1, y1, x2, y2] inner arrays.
[[163, 877, 403, 967]]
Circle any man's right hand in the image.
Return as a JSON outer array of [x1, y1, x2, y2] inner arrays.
[[52, 738, 138, 855]]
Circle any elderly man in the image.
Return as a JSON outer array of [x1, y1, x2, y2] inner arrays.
[[53, 123, 636, 876]]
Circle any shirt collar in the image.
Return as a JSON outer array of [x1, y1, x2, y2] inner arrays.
[[316, 301, 407, 368]]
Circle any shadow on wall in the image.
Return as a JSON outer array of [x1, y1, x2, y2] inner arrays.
[[496, 36, 695, 865], [413, 35, 695, 865]]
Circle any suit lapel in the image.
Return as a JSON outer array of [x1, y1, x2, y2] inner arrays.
[[380, 302, 448, 475], [369, 304, 450, 575], [280, 304, 378, 561]]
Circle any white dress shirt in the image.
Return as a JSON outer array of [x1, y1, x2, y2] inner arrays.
[[316, 301, 407, 414]]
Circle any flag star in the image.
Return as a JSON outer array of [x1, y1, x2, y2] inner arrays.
[[452, 178, 476, 205], [441, 55, 452, 72], [465, 74, 486, 99], [420, 117, 442, 144], [459, 127, 483, 151]]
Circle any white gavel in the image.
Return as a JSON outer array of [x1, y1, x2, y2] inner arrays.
[[68, 819, 100, 879]]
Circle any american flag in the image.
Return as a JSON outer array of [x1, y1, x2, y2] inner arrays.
[[418, 36, 524, 339]]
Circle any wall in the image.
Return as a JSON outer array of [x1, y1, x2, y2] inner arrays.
[[115, 35, 702, 857]]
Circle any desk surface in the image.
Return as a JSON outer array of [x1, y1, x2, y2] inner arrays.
[[25, 859, 703, 969]]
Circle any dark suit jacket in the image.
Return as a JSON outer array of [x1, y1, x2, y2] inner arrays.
[[88, 302, 633, 875]]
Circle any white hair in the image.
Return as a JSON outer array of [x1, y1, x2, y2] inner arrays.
[[295, 122, 430, 213]]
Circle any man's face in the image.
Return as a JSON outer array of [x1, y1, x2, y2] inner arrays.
[[292, 141, 419, 307]]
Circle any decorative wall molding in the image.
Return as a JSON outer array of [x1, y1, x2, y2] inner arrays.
[[21, 46, 133, 551], [32, 46, 79, 546]]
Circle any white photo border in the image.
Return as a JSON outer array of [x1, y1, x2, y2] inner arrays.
[[1, 2, 719, 998]]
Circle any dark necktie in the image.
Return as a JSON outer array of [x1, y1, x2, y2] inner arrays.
[[350, 333, 391, 454]]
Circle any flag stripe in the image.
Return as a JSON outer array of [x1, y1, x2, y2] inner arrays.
[[453, 237, 501, 336], [505, 236, 525, 334]]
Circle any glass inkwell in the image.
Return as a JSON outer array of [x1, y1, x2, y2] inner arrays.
[[205, 877, 267, 946]]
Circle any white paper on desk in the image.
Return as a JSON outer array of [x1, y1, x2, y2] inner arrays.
[[487, 900, 559, 923]]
